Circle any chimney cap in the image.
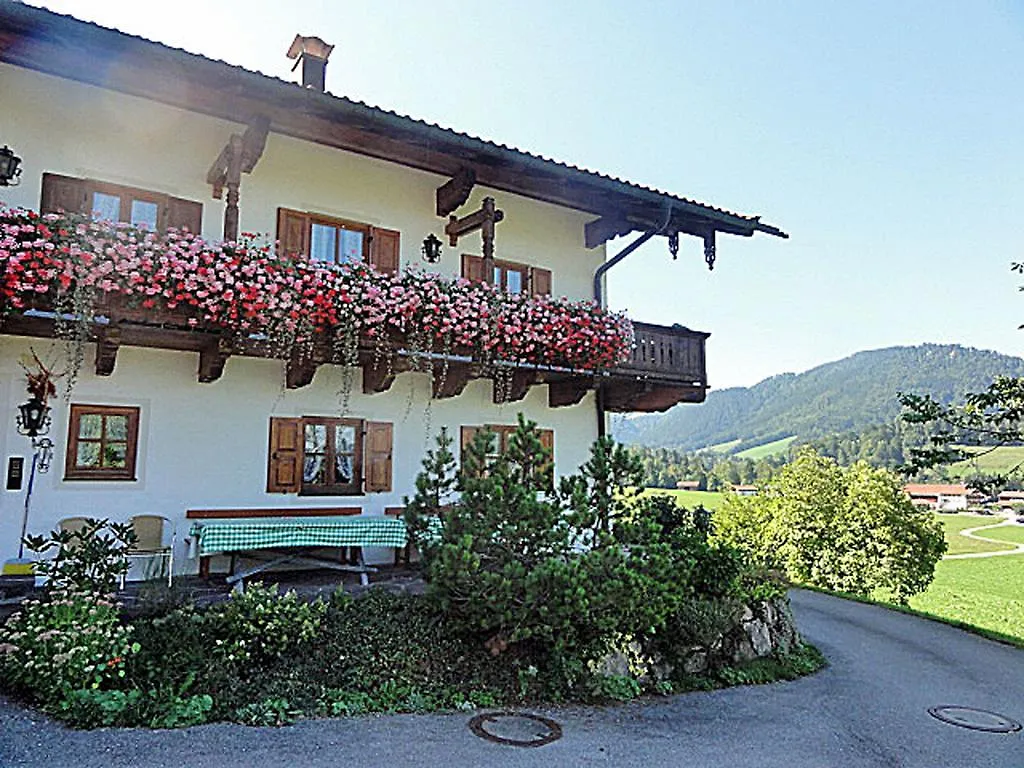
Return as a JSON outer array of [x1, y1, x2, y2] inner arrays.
[[287, 35, 334, 63]]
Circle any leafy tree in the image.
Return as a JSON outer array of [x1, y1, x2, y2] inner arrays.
[[714, 448, 945, 602], [899, 376, 1024, 489]]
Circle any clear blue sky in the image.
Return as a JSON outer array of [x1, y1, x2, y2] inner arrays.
[[23, 0, 1024, 388]]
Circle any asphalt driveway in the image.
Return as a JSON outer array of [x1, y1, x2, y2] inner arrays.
[[1, 589, 1021, 767]]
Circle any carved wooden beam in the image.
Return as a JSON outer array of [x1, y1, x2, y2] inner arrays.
[[584, 216, 636, 249], [548, 378, 592, 408], [285, 357, 318, 389], [197, 337, 233, 383], [239, 117, 270, 173], [206, 117, 270, 240], [435, 167, 476, 217], [361, 356, 410, 394], [495, 368, 540, 404], [432, 362, 472, 399], [94, 324, 122, 377], [445, 196, 504, 284]]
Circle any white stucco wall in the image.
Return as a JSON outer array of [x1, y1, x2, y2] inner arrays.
[[1, 63, 605, 302], [0, 62, 611, 576], [0, 336, 598, 574]]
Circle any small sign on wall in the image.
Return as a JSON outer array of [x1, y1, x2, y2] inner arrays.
[[6, 456, 25, 491]]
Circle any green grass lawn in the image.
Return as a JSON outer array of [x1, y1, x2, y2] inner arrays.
[[735, 436, 797, 460], [906, 553, 1024, 644], [641, 488, 726, 511], [970, 522, 1024, 546], [699, 439, 742, 455], [936, 514, 1016, 555], [947, 445, 1024, 477]]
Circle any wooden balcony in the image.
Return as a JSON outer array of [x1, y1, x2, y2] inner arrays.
[[602, 322, 709, 412], [0, 301, 708, 413]]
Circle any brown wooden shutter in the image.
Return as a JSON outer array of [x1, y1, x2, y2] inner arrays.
[[460, 425, 482, 474], [369, 227, 400, 274], [267, 417, 302, 493], [530, 267, 552, 297], [40, 173, 88, 215], [276, 208, 310, 258], [539, 429, 555, 487], [166, 196, 203, 234], [461, 254, 485, 283], [364, 421, 393, 493]]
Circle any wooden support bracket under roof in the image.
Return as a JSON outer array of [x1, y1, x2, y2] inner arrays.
[[435, 167, 476, 217], [432, 362, 472, 399], [548, 378, 591, 408], [285, 357, 318, 389], [94, 324, 121, 377], [361, 357, 410, 394], [197, 336, 233, 383], [495, 368, 540, 404]]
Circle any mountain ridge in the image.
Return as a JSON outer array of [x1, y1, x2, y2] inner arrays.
[[613, 343, 1024, 450]]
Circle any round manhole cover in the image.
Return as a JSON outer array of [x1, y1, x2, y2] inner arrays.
[[928, 706, 1021, 733], [468, 711, 563, 747]]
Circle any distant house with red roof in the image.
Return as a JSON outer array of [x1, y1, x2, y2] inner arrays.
[[903, 484, 968, 512]]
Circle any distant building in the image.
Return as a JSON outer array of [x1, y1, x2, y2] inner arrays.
[[731, 485, 758, 497], [676, 480, 700, 491], [997, 490, 1024, 508], [903, 484, 968, 512]]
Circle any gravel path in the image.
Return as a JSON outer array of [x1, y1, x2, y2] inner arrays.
[[1, 589, 1022, 767], [947, 520, 1024, 560]]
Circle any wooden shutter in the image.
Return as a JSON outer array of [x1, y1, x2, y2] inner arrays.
[[539, 429, 555, 487], [166, 196, 203, 234], [530, 267, 552, 297], [369, 227, 400, 274], [460, 425, 483, 474], [364, 421, 393, 493], [461, 254, 485, 283], [267, 417, 302, 493], [40, 173, 88, 215], [276, 208, 310, 258]]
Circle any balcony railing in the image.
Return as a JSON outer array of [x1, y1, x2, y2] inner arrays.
[[614, 322, 708, 387]]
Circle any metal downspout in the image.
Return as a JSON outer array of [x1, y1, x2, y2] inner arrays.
[[593, 207, 674, 438]]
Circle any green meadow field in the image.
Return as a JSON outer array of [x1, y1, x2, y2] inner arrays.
[[947, 445, 1024, 477], [937, 514, 1015, 555], [734, 436, 797, 460], [640, 488, 726, 511]]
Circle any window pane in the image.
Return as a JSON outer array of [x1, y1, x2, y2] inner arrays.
[[79, 414, 103, 439], [335, 425, 356, 454], [76, 442, 101, 469], [304, 424, 327, 453], [310, 224, 337, 263], [506, 270, 523, 294], [103, 442, 127, 469], [493, 266, 502, 284], [106, 415, 128, 441], [338, 229, 364, 263], [130, 199, 159, 230], [335, 453, 353, 484], [91, 193, 121, 223], [303, 455, 325, 485]]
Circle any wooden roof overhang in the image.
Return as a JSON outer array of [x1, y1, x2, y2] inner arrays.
[[0, 2, 787, 248]]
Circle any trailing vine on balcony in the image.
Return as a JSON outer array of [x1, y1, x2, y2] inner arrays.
[[0, 207, 634, 397]]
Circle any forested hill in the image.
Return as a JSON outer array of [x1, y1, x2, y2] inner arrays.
[[613, 344, 1024, 451]]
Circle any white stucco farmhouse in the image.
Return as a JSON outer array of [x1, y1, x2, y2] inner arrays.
[[0, 2, 785, 579]]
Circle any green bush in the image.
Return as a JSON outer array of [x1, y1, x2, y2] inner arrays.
[[215, 582, 326, 664], [715, 448, 946, 601], [405, 420, 776, 696], [0, 589, 138, 707], [23, 518, 135, 595]]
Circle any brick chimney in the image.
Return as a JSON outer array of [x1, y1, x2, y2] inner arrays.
[[286, 35, 334, 92]]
